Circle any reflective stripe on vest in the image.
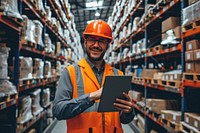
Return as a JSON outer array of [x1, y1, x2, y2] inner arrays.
[[66, 58, 124, 133]]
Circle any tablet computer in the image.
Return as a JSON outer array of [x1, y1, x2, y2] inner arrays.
[[97, 75, 132, 112]]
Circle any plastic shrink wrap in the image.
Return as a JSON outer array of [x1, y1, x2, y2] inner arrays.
[[44, 34, 53, 54], [43, 88, 50, 107], [18, 95, 33, 124], [183, 1, 200, 26], [30, 89, 43, 116], [21, 15, 36, 44], [19, 56, 33, 80], [56, 61, 61, 76], [33, 58, 44, 79], [0, 0, 22, 19], [0, 46, 10, 79], [35, 0, 46, 15], [33, 20, 44, 49], [44, 61, 52, 78], [0, 80, 17, 98]]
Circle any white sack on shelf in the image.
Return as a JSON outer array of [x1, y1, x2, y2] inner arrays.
[[18, 95, 33, 124], [0, 46, 10, 79], [1, 0, 22, 20], [30, 89, 43, 116]]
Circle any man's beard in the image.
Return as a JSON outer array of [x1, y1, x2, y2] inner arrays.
[[86, 48, 106, 61]]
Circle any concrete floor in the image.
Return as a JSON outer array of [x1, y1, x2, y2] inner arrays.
[[51, 120, 135, 133]]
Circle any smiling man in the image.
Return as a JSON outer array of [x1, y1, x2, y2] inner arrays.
[[52, 20, 134, 133]]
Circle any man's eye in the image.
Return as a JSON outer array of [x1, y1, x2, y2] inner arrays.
[[89, 39, 96, 42]]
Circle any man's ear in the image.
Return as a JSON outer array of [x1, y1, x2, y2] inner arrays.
[[84, 39, 87, 47]]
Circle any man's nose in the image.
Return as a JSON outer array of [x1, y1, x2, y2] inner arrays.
[[93, 40, 99, 46]]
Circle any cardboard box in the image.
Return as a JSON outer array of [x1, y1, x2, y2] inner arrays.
[[146, 99, 179, 114], [140, 69, 160, 78], [161, 110, 181, 123], [173, 73, 182, 81], [174, 26, 181, 39], [132, 91, 143, 102], [195, 62, 200, 73], [188, 0, 199, 5], [185, 51, 194, 62], [194, 49, 200, 60], [185, 63, 195, 73], [162, 17, 181, 33], [186, 40, 200, 51], [162, 26, 181, 41], [153, 72, 163, 80]]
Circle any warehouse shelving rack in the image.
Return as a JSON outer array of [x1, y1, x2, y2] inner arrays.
[[0, 0, 78, 133], [109, 0, 200, 132]]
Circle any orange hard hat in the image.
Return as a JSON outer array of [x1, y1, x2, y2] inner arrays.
[[83, 20, 113, 41]]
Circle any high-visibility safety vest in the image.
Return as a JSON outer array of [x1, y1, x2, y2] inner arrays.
[[66, 58, 124, 133]]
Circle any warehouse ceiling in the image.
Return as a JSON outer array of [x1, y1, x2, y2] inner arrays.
[[68, 0, 116, 42]]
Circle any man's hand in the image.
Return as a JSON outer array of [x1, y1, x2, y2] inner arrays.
[[89, 87, 103, 102], [113, 91, 133, 113]]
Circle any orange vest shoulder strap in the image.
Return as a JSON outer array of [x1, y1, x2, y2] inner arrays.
[[117, 70, 123, 75], [66, 65, 78, 98]]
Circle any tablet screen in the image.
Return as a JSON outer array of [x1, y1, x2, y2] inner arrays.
[[98, 75, 132, 112]]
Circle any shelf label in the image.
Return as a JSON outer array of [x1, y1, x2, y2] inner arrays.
[[172, 46, 176, 51], [161, 114, 165, 119], [25, 85, 29, 90], [173, 115, 176, 121], [186, 117, 189, 123], [11, 99, 16, 105], [156, 13, 160, 17], [0, 103, 6, 110], [170, 1, 175, 7], [164, 49, 169, 52], [163, 6, 168, 12], [194, 120, 198, 127]]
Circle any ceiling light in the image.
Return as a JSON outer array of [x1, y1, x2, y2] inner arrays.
[[87, 20, 95, 24], [86, 1, 103, 8], [95, 11, 100, 17]]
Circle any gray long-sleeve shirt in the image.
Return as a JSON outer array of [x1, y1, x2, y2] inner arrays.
[[52, 58, 134, 124]]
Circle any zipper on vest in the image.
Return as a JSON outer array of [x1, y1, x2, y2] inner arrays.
[[102, 113, 105, 133]]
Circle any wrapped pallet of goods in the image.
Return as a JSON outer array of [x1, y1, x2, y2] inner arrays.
[[32, 58, 44, 79], [0, 0, 22, 19], [44, 33, 54, 54], [0, 80, 17, 98], [21, 16, 36, 46], [19, 56, 33, 80], [44, 61, 52, 78], [34, 0, 46, 17], [17, 95, 33, 124], [182, 0, 200, 31], [33, 20, 44, 51], [0, 46, 10, 79], [43, 88, 50, 107], [45, 6, 52, 22], [30, 89, 43, 116]]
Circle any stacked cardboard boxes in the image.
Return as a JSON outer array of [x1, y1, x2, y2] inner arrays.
[[185, 39, 200, 73]]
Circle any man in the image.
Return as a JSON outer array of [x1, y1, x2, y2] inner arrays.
[[53, 20, 134, 133]]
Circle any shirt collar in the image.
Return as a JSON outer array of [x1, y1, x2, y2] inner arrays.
[[85, 55, 105, 71]]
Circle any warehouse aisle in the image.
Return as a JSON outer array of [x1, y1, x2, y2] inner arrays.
[[51, 120, 135, 133]]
